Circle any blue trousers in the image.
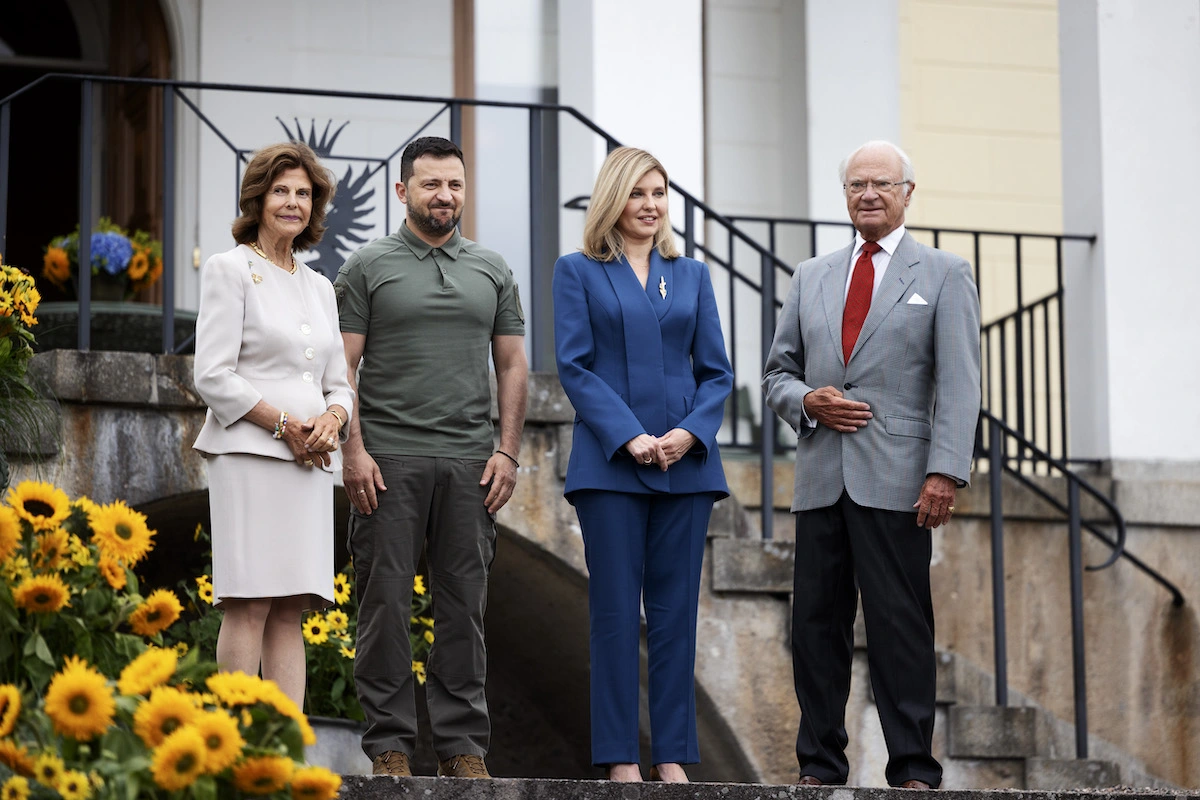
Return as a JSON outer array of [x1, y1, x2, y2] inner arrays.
[[572, 490, 715, 766]]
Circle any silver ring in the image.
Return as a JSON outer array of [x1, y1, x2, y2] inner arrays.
[[642, 456, 653, 464], [304, 460, 313, 466], [327, 437, 335, 445], [358, 489, 366, 494]]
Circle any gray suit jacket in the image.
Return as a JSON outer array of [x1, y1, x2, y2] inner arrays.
[[762, 232, 981, 512]]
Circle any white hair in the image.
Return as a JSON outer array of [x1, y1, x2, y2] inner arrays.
[[838, 140, 916, 189]]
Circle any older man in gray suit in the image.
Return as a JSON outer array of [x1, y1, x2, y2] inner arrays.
[[763, 141, 981, 789]]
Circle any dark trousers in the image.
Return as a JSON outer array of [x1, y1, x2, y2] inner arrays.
[[572, 490, 715, 766], [350, 455, 496, 761], [792, 491, 942, 788]]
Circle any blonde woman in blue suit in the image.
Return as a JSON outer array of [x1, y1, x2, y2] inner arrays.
[[552, 147, 733, 783], [193, 141, 353, 708]]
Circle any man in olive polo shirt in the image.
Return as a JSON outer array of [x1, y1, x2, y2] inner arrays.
[[335, 136, 528, 779]]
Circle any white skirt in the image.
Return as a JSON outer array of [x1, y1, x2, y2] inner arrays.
[[206, 453, 334, 610]]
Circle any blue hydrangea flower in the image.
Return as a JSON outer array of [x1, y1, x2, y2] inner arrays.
[[90, 231, 133, 275]]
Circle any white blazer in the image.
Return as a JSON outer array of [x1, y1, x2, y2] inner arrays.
[[192, 244, 354, 470]]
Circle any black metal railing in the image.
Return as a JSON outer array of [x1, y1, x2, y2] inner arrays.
[[728, 213, 1096, 468], [979, 409, 1183, 758], [0, 73, 792, 539]]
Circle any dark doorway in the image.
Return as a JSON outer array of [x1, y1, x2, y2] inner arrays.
[[0, 0, 171, 302], [0, 1, 88, 298]]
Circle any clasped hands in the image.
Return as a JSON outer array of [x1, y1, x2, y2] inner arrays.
[[625, 429, 697, 471], [282, 412, 342, 468], [803, 386, 957, 528]]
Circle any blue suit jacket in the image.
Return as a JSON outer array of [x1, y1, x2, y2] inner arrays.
[[553, 250, 733, 500]]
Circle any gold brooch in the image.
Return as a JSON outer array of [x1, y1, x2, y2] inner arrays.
[[658, 276, 667, 299], [251, 273, 263, 284]]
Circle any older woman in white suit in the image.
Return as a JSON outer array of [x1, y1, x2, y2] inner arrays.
[[193, 141, 353, 707]]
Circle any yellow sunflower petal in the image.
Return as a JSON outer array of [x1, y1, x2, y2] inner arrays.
[[128, 589, 182, 637], [43, 656, 116, 740], [89, 500, 155, 565], [5, 481, 71, 532], [118, 647, 178, 696], [0, 506, 21, 562], [193, 709, 245, 774], [290, 766, 341, 800], [133, 685, 199, 747], [0, 684, 21, 737], [232, 755, 293, 795], [12, 574, 71, 614], [150, 726, 207, 792]]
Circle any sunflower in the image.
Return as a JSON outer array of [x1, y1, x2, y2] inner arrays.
[[195, 574, 214, 605], [43, 656, 116, 740], [118, 647, 178, 696], [333, 572, 351, 604], [0, 684, 20, 736], [72, 496, 102, 526], [339, 645, 355, 659], [150, 726, 207, 792], [12, 574, 71, 614], [423, 630, 434, 645], [192, 709, 245, 774], [32, 752, 64, 789], [5, 481, 70, 532], [205, 671, 264, 707], [127, 249, 150, 280], [41, 246, 70, 287], [89, 501, 154, 565], [133, 686, 199, 747], [0, 776, 29, 800], [0, 739, 34, 777], [412, 660, 426, 685], [302, 615, 329, 645], [56, 770, 90, 800], [289, 766, 341, 800], [252, 683, 315, 746], [232, 755, 293, 795], [1, 555, 31, 585], [31, 528, 70, 572], [67, 535, 91, 568], [0, 506, 20, 562], [324, 609, 349, 632], [98, 554, 126, 591], [413, 574, 426, 595], [128, 589, 182, 637]]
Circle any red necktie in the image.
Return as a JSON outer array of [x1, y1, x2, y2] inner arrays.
[[842, 241, 881, 364]]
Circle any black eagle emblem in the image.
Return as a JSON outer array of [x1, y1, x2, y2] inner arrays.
[[278, 118, 376, 281]]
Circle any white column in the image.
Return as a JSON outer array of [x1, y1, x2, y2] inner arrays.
[[1059, 0, 1200, 467], [557, 0, 704, 253], [805, 0, 901, 254]]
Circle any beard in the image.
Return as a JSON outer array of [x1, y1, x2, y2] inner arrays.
[[409, 202, 461, 238]]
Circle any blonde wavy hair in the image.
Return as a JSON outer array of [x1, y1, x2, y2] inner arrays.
[[581, 147, 681, 262]]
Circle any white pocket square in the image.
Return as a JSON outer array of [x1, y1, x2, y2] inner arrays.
[[907, 293, 928, 305]]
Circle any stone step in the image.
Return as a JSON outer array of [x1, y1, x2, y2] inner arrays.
[[338, 775, 1183, 799]]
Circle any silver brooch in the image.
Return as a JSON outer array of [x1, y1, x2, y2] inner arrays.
[[658, 276, 667, 299]]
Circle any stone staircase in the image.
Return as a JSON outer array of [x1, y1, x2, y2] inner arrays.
[[710, 456, 1179, 792]]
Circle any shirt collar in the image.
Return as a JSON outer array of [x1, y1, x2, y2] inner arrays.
[[854, 225, 906, 257], [398, 221, 463, 260]]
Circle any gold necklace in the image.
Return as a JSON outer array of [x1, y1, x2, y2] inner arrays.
[[249, 241, 297, 274]]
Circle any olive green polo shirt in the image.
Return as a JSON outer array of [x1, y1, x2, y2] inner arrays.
[[335, 222, 525, 459]]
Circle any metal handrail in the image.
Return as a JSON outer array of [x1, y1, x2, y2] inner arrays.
[[980, 409, 1183, 760], [0, 72, 795, 539], [727, 212, 1097, 468]]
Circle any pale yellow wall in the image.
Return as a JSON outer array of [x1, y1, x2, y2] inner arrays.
[[898, 0, 1066, 453]]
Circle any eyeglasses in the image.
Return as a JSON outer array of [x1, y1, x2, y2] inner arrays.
[[844, 180, 909, 196]]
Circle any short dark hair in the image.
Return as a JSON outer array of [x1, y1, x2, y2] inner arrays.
[[232, 141, 336, 252], [400, 136, 465, 183]]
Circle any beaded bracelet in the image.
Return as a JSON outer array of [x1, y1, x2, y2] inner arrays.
[[326, 407, 346, 428], [495, 450, 520, 468], [273, 411, 289, 440]]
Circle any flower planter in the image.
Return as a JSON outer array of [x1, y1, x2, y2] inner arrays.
[[306, 716, 372, 776], [32, 301, 197, 354]]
